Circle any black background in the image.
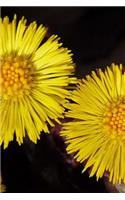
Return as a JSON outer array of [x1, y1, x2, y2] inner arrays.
[[1, 7, 125, 192]]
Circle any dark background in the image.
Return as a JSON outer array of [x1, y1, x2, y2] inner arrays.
[[1, 7, 125, 193]]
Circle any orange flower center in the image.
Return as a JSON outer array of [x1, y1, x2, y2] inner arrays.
[[103, 102, 125, 141], [0, 54, 35, 99]]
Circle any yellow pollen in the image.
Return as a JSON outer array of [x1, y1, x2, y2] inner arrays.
[[103, 102, 125, 140], [0, 54, 35, 99]]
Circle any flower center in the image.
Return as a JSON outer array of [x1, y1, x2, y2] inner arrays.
[[103, 101, 125, 141], [0, 54, 34, 100]]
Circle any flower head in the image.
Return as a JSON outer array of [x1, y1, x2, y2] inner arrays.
[[0, 15, 76, 148], [61, 64, 125, 184]]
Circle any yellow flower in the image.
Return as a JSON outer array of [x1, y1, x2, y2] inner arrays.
[[61, 64, 125, 184], [0, 176, 6, 192], [0, 15, 76, 148]]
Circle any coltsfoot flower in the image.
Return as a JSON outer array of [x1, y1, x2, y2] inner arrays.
[[61, 64, 125, 184], [0, 15, 76, 148]]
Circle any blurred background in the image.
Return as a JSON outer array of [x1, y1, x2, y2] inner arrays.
[[1, 7, 125, 193]]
